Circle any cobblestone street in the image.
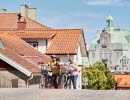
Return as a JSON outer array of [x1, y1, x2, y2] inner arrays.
[[0, 89, 130, 100]]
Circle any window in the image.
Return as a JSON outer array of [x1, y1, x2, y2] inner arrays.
[[104, 33, 107, 44], [99, 51, 102, 58], [27, 42, 38, 49], [92, 53, 95, 58], [102, 45, 107, 48], [116, 52, 120, 58], [119, 67, 121, 70], [109, 60, 112, 65], [122, 59, 129, 67], [108, 51, 111, 58], [123, 59, 126, 64], [104, 51, 107, 58]]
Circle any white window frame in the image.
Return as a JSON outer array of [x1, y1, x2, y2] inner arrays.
[[92, 53, 95, 58], [27, 42, 38, 49]]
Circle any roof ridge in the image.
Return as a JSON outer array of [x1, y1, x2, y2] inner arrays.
[[26, 17, 51, 29], [0, 29, 16, 31], [0, 13, 19, 14], [25, 29, 82, 31], [52, 29, 82, 30]]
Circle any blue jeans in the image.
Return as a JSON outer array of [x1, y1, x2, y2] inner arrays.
[[71, 75, 78, 89]]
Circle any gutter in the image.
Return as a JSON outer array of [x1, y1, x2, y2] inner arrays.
[[26, 72, 41, 88]]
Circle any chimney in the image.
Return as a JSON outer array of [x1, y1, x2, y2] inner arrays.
[[20, 4, 36, 20], [28, 8, 36, 20], [20, 4, 28, 17], [17, 18, 26, 32], [0, 9, 7, 13]]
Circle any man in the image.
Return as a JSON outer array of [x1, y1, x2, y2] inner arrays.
[[48, 55, 60, 89], [68, 58, 78, 89]]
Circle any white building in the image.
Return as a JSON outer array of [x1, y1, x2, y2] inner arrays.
[[88, 15, 130, 73]]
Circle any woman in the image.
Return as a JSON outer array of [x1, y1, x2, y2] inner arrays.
[[68, 58, 78, 89]]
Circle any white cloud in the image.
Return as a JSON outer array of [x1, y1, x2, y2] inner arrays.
[[83, 0, 130, 6]]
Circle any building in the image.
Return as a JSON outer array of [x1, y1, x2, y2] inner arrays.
[[0, 4, 88, 89], [113, 74, 130, 90], [0, 34, 51, 88], [88, 15, 130, 73]]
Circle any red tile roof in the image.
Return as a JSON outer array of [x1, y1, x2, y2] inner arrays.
[[0, 34, 51, 73], [0, 30, 56, 39], [0, 13, 87, 55], [0, 13, 51, 30], [0, 29, 83, 54], [113, 74, 130, 87], [0, 48, 40, 73], [45, 29, 82, 54]]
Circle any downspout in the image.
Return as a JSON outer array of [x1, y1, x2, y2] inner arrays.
[[26, 73, 33, 88]]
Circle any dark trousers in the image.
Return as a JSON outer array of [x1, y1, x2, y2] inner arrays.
[[52, 74, 59, 89], [45, 75, 51, 87], [71, 75, 78, 89]]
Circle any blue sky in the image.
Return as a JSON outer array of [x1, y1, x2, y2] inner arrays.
[[1, 0, 130, 44]]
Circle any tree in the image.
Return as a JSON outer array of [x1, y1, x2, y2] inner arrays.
[[82, 62, 116, 90]]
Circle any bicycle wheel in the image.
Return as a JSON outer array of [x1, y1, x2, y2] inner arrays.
[[39, 75, 46, 89], [64, 75, 68, 89], [47, 76, 52, 88], [66, 76, 71, 89], [60, 74, 65, 89], [39, 77, 42, 89]]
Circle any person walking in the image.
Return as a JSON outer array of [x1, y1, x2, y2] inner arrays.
[[48, 55, 60, 89], [68, 58, 78, 89]]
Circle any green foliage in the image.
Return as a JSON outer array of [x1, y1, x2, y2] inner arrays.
[[82, 62, 116, 90]]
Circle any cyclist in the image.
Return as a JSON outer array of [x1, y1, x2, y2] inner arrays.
[[68, 58, 78, 89], [48, 55, 61, 89], [61, 64, 71, 89], [39, 62, 52, 88]]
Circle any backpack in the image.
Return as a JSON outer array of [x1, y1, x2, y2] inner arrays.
[[50, 61, 60, 69]]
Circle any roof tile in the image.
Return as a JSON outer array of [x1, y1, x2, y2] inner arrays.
[[0, 29, 82, 54], [0, 34, 51, 73], [0, 13, 51, 29]]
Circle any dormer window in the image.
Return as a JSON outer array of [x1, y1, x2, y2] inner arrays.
[[121, 58, 129, 67], [102, 44, 107, 49], [27, 42, 38, 49]]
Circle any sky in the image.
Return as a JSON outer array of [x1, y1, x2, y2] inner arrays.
[[0, 0, 130, 44]]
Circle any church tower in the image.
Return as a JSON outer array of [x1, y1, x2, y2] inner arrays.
[[106, 15, 114, 31]]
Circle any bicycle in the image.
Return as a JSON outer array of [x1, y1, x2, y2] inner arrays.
[[60, 65, 71, 89], [39, 66, 52, 89]]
